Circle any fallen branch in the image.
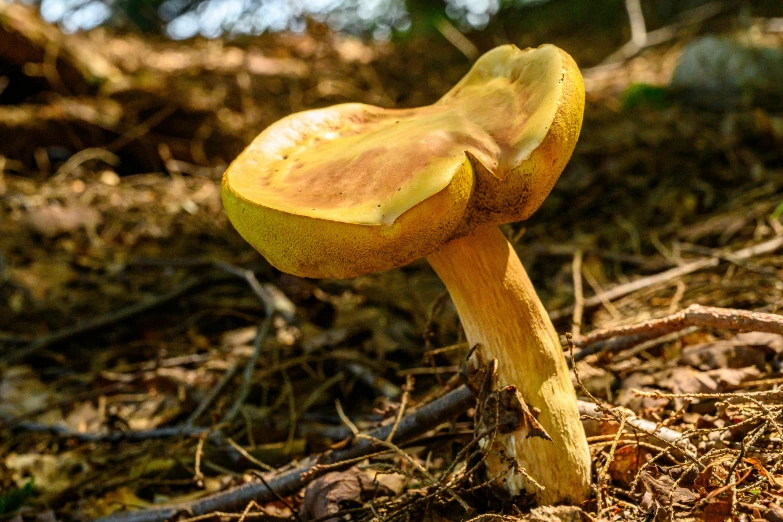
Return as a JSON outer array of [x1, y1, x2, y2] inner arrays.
[[94, 385, 475, 522], [572, 304, 783, 362], [550, 236, 783, 321]]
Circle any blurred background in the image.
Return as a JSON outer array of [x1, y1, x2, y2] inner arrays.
[[27, 0, 779, 40], [2, 0, 783, 520]]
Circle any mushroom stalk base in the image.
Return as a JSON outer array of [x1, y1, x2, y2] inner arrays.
[[426, 226, 590, 505]]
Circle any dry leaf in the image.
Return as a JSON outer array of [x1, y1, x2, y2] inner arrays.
[[301, 468, 392, 522], [659, 367, 718, 394], [639, 470, 700, 507], [608, 446, 652, 488], [702, 500, 732, 522], [365, 471, 407, 495], [0, 366, 59, 419], [681, 332, 782, 370], [694, 464, 716, 492], [21, 202, 102, 237], [707, 366, 762, 389], [744, 457, 783, 487]]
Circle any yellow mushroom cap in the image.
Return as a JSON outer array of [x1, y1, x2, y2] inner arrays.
[[222, 44, 585, 279]]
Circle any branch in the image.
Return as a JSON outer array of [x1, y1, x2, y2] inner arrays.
[[571, 250, 584, 337], [94, 385, 475, 522], [550, 236, 783, 321], [625, 0, 647, 48], [572, 304, 783, 362]]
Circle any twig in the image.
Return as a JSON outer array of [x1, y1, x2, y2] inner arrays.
[[343, 361, 401, 399], [334, 399, 360, 436], [596, 1, 726, 65], [225, 438, 275, 472], [582, 266, 621, 320], [336, 383, 471, 513], [625, 0, 647, 48], [568, 335, 698, 467], [550, 236, 783, 321], [108, 105, 177, 152], [398, 366, 461, 376], [578, 400, 684, 445], [633, 388, 783, 403], [194, 433, 207, 486], [386, 376, 412, 443], [199, 261, 277, 425], [48, 147, 119, 182], [94, 385, 475, 522], [571, 250, 584, 337], [295, 372, 345, 423], [434, 17, 479, 62], [4, 277, 205, 363], [221, 315, 273, 424], [595, 414, 627, 511], [572, 304, 783, 361], [134, 258, 289, 425], [186, 363, 240, 425], [248, 470, 302, 522], [678, 243, 776, 275]]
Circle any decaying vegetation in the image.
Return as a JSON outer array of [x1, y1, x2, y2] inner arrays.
[[1, 2, 783, 521]]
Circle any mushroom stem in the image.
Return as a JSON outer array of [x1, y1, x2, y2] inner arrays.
[[426, 225, 590, 505]]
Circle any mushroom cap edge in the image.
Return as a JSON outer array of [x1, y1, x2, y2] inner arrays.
[[221, 45, 584, 279]]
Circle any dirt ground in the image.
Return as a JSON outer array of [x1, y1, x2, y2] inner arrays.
[[1, 3, 783, 521]]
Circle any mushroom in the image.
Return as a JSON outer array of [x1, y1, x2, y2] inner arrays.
[[222, 44, 590, 505]]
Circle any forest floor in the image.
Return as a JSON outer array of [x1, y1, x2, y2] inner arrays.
[[1, 4, 783, 521]]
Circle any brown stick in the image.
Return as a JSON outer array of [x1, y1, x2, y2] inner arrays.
[[93, 385, 475, 522], [572, 304, 783, 362], [550, 236, 783, 321], [571, 250, 584, 337]]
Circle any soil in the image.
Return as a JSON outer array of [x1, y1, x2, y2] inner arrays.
[[1, 4, 782, 521]]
